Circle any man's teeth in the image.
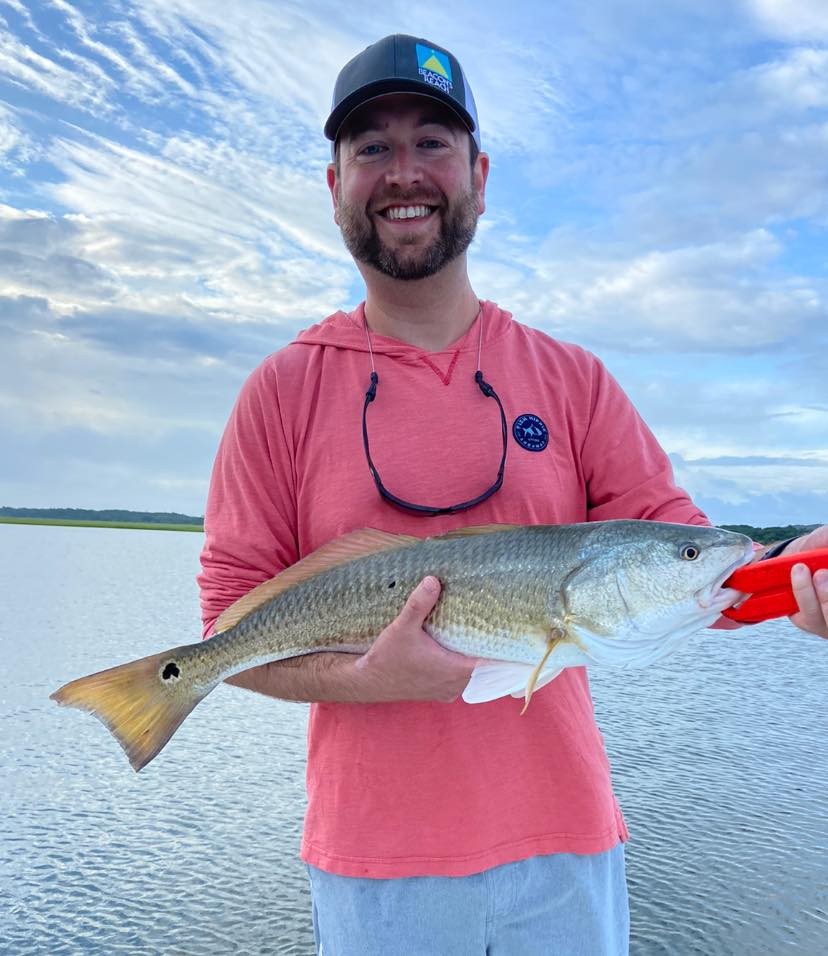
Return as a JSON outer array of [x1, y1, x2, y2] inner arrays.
[[384, 205, 433, 220]]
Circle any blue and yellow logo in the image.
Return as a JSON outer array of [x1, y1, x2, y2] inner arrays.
[[416, 43, 453, 93]]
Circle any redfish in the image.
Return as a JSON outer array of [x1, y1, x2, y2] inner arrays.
[[51, 521, 752, 770]]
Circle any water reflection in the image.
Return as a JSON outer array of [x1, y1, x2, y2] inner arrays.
[[1, 524, 825, 954]]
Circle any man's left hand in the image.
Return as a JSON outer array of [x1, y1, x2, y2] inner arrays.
[[783, 526, 828, 639]]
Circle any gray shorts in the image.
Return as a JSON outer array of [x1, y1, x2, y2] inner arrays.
[[307, 845, 629, 955]]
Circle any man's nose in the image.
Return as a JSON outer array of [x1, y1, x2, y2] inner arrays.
[[384, 145, 422, 187]]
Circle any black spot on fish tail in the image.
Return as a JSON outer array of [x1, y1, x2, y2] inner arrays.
[[51, 646, 209, 771], [387, 580, 396, 588]]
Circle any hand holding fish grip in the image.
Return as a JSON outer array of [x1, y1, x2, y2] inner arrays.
[[722, 547, 828, 623], [352, 577, 477, 703]]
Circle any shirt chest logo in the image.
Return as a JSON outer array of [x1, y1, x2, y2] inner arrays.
[[512, 413, 549, 452]]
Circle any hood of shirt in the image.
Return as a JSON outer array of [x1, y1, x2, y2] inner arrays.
[[292, 300, 514, 362]]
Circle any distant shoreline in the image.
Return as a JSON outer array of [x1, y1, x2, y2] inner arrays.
[[0, 509, 819, 543], [0, 517, 203, 532]]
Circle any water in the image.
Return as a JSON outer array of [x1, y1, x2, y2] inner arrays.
[[1, 524, 826, 954]]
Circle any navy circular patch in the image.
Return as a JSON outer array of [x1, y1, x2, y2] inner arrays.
[[512, 414, 549, 452]]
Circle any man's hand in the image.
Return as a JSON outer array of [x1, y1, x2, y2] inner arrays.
[[781, 526, 828, 640], [352, 576, 478, 702], [226, 575, 478, 704]]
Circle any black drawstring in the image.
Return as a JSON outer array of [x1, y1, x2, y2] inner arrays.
[[362, 367, 508, 517]]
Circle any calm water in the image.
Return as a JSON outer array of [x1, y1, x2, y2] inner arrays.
[[1, 524, 826, 955]]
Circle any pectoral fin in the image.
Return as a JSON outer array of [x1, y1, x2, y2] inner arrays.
[[462, 661, 536, 703], [520, 636, 561, 715], [462, 631, 581, 709], [510, 666, 563, 698]]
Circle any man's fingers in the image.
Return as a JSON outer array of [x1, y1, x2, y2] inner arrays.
[[791, 564, 828, 638], [792, 564, 818, 615], [395, 576, 441, 628], [813, 568, 828, 635]]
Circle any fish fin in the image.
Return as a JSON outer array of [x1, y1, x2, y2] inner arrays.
[[510, 665, 564, 697], [438, 524, 523, 540], [462, 660, 537, 703], [520, 635, 560, 715], [509, 641, 590, 696], [214, 528, 420, 633], [51, 648, 211, 772]]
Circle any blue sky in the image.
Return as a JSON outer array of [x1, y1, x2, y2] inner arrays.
[[1, 0, 826, 525]]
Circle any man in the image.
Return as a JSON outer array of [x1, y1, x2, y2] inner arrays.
[[198, 34, 828, 955]]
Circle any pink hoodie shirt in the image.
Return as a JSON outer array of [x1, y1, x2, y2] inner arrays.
[[199, 300, 709, 878]]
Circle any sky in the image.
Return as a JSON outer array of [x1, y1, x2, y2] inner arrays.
[[0, 0, 826, 526]]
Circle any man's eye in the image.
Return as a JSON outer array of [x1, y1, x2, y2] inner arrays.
[[420, 139, 446, 149], [358, 144, 385, 156]]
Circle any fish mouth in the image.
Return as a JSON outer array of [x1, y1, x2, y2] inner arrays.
[[695, 541, 755, 611]]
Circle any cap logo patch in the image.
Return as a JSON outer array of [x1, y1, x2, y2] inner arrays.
[[416, 43, 453, 95], [512, 414, 549, 452]]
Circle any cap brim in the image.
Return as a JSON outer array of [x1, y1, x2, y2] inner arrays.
[[324, 80, 477, 143]]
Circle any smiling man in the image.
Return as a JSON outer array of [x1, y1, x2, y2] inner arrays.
[[198, 34, 828, 956], [332, 93, 484, 283]]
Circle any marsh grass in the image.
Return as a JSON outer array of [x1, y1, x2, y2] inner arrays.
[[0, 517, 203, 532]]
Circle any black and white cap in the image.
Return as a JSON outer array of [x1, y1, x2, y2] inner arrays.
[[325, 34, 480, 149]]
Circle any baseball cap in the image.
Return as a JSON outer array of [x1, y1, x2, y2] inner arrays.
[[324, 34, 480, 150]]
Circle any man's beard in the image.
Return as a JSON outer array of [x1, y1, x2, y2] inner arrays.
[[337, 188, 480, 281]]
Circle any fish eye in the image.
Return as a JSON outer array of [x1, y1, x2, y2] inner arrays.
[[680, 544, 700, 561]]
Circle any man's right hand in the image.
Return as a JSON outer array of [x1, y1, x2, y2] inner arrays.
[[226, 575, 478, 704], [351, 576, 478, 703]]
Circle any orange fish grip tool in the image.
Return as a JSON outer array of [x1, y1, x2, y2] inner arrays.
[[722, 547, 828, 623]]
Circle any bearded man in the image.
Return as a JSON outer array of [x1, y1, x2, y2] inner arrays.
[[199, 34, 828, 955]]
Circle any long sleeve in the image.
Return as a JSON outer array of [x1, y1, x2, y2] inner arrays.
[[198, 360, 299, 636]]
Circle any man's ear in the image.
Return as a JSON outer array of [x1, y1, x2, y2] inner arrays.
[[474, 152, 490, 216], [326, 163, 340, 225]]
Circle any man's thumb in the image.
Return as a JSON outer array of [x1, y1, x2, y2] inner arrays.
[[397, 576, 441, 627]]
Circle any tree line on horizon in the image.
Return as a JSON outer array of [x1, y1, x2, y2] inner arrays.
[[0, 506, 204, 525], [719, 523, 819, 544], [1, 507, 819, 543]]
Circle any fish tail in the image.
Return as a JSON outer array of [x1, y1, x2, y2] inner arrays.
[[50, 648, 212, 771]]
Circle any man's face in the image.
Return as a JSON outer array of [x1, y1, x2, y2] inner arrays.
[[327, 94, 488, 281]]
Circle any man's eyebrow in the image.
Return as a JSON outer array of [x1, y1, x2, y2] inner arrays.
[[343, 117, 382, 140], [415, 114, 458, 130]]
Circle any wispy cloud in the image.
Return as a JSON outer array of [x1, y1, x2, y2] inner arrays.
[[0, 16, 113, 112], [0, 102, 35, 171]]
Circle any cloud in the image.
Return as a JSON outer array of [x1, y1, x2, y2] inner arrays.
[[1, 413, 215, 512], [57, 304, 290, 365], [751, 47, 828, 112], [0, 15, 114, 113], [0, 246, 118, 301], [0, 292, 53, 331], [680, 455, 826, 467], [671, 450, 828, 525], [0, 129, 353, 332], [497, 36, 828, 249], [127, 0, 359, 129], [0, 102, 38, 174], [621, 370, 828, 455], [472, 227, 827, 353], [746, 0, 828, 41]]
